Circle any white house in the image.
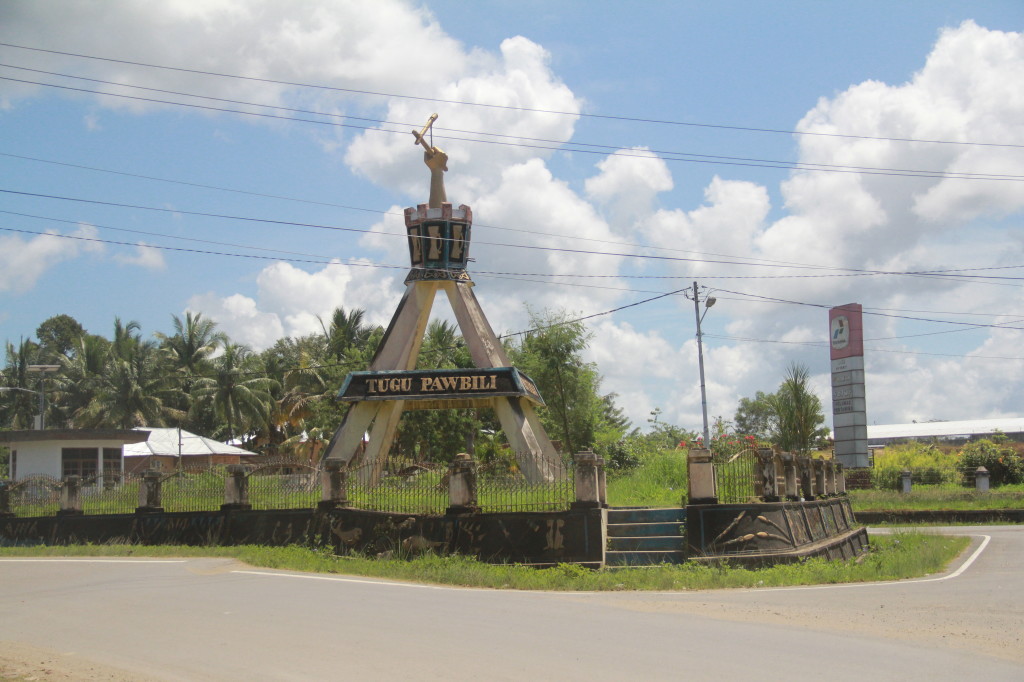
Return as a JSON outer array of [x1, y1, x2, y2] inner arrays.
[[0, 429, 150, 481], [1, 428, 257, 481]]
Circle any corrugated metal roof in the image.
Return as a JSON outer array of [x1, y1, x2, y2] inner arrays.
[[123, 427, 257, 458], [867, 418, 1024, 441]]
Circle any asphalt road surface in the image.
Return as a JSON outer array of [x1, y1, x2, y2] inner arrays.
[[1, 526, 1022, 681]]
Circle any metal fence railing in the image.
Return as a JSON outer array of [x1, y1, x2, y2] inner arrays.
[[8, 475, 62, 517], [247, 462, 320, 510], [477, 456, 574, 513], [716, 448, 757, 504], [346, 460, 450, 515]]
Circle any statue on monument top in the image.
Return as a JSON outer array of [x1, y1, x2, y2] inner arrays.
[[412, 113, 448, 208]]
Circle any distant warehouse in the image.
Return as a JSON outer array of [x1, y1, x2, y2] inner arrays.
[[867, 417, 1024, 447]]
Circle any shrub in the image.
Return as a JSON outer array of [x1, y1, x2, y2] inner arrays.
[[959, 439, 1024, 486], [871, 442, 960, 490]]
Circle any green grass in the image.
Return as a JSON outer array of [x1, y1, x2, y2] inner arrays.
[[850, 486, 1024, 511], [606, 451, 688, 507], [0, 532, 967, 591]]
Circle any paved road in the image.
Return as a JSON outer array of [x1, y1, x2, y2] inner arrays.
[[1, 526, 1022, 681]]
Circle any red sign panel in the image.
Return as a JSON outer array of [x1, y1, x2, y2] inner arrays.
[[829, 303, 864, 360]]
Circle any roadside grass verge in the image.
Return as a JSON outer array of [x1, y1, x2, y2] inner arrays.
[[850, 487, 1024, 511], [0, 532, 967, 591]]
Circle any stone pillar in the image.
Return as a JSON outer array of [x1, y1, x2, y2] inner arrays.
[[899, 469, 912, 494], [222, 464, 251, 511], [780, 453, 798, 501], [447, 453, 478, 513], [136, 471, 163, 513], [596, 455, 608, 507], [0, 480, 12, 517], [798, 456, 814, 500], [319, 459, 350, 510], [757, 448, 779, 502], [975, 466, 990, 493], [812, 459, 826, 498], [824, 460, 837, 496], [58, 475, 83, 516], [835, 462, 847, 495], [687, 448, 717, 505], [573, 450, 601, 508]]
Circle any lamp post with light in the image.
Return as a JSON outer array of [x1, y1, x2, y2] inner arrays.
[[26, 364, 60, 430], [687, 282, 716, 449]]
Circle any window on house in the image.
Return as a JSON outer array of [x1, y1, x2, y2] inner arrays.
[[62, 448, 99, 478], [102, 448, 122, 475]]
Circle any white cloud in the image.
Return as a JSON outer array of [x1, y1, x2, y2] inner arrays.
[[186, 260, 402, 350], [0, 224, 103, 293], [114, 243, 166, 270]]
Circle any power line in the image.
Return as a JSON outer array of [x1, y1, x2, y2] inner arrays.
[[3, 41, 1022, 150], [5, 73, 1023, 183]]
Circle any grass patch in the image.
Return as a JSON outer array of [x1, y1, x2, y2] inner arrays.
[[0, 532, 967, 591], [850, 487, 1024, 511], [606, 450, 688, 507]]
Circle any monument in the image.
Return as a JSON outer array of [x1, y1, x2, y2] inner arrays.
[[322, 114, 561, 483]]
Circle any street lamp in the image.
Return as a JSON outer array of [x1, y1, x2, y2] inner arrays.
[[26, 364, 60, 430], [687, 282, 716, 449]]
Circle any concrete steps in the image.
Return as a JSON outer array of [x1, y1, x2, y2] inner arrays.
[[605, 507, 687, 567]]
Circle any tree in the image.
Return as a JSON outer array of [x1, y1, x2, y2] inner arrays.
[[735, 363, 827, 454], [733, 391, 774, 440], [194, 343, 276, 444], [35, 314, 85, 363], [509, 309, 608, 455], [0, 339, 41, 429]]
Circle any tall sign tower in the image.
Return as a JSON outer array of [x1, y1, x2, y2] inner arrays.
[[322, 115, 560, 482], [829, 303, 869, 468]]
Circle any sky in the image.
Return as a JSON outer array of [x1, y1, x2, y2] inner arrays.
[[2, 0, 1024, 434]]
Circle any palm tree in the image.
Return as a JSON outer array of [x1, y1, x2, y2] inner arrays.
[[74, 342, 184, 429], [52, 334, 109, 428], [156, 312, 226, 378], [194, 343, 276, 444], [767, 363, 827, 455], [319, 307, 374, 363], [0, 339, 41, 429]]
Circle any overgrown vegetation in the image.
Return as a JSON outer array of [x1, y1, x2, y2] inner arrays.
[[0, 532, 969, 591]]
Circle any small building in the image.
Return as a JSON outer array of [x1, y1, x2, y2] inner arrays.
[[1, 427, 257, 481], [867, 417, 1024, 447], [0, 429, 150, 481], [123, 427, 257, 473]]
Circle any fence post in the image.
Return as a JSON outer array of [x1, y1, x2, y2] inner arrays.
[[596, 455, 608, 507], [222, 464, 251, 511], [573, 450, 601, 508], [136, 471, 163, 513], [824, 460, 837, 496], [899, 469, 912, 494], [447, 453, 478, 513], [0, 480, 12, 517], [835, 462, 847, 495], [798, 456, 814, 500], [780, 453, 798, 501], [58, 475, 83, 516], [975, 466, 990, 493], [756, 448, 779, 502], [687, 448, 717, 505], [812, 459, 826, 498], [319, 459, 350, 510]]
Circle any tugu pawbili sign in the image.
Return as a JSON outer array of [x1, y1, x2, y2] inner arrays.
[[338, 367, 543, 406]]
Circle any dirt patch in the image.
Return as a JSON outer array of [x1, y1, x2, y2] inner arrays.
[[0, 642, 163, 681]]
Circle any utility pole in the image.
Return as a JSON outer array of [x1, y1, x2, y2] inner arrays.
[[686, 282, 716, 448]]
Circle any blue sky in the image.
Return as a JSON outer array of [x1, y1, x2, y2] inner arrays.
[[2, 0, 1023, 432]]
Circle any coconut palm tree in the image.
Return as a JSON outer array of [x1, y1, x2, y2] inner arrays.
[[766, 363, 828, 455], [193, 343, 276, 445], [74, 342, 184, 429], [0, 339, 41, 429], [319, 306, 374, 363]]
